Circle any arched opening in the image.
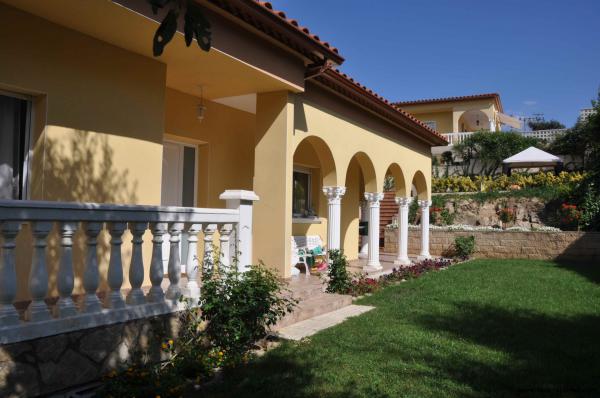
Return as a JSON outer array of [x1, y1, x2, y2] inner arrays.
[[340, 152, 378, 260], [411, 170, 428, 200], [383, 163, 407, 197], [458, 110, 491, 132], [291, 136, 337, 261], [381, 163, 407, 241]]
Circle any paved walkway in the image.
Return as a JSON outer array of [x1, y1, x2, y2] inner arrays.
[[277, 304, 375, 340]]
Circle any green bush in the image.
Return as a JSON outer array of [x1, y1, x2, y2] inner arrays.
[[454, 236, 475, 260], [200, 262, 296, 366], [326, 249, 352, 294]]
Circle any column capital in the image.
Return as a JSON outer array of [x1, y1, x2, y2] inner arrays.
[[364, 192, 384, 205], [322, 186, 346, 202], [395, 196, 411, 207], [418, 199, 432, 208]]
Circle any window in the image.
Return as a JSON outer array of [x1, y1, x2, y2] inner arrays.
[[293, 169, 311, 217], [423, 120, 437, 131], [0, 92, 31, 200]]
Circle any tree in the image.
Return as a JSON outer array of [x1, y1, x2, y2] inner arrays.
[[527, 120, 565, 131], [148, 0, 211, 56], [453, 130, 539, 177], [441, 151, 454, 177]]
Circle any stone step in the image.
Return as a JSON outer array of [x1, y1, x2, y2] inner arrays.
[[274, 292, 353, 331]]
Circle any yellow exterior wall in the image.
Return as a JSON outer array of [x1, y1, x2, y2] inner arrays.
[[164, 88, 255, 208], [408, 112, 453, 133], [0, 4, 166, 299]]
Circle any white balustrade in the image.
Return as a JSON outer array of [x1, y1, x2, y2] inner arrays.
[[202, 224, 217, 277], [0, 190, 257, 344], [184, 224, 201, 299]]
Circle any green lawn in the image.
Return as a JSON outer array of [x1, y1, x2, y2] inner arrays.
[[203, 259, 600, 397]]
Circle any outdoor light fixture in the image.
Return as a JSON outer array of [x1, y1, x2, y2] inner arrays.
[[197, 85, 206, 121]]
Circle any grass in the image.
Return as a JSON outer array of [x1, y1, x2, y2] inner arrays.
[[202, 259, 600, 398]]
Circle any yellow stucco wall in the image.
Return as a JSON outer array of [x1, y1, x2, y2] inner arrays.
[[164, 88, 255, 208], [400, 99, 500, 132], [407, 112, 453, 133], [0, 4, 166, 299]]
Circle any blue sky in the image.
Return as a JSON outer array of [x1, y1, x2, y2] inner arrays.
[[272, 0, 600, 127]]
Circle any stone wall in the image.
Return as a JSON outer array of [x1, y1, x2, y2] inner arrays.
[[384, 228, 600, 261], [0, 312, 181, 397]]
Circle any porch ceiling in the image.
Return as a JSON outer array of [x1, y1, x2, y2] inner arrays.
[[2, 0, 300, 99]]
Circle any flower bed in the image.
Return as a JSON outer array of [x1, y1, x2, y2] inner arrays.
[[345, 258, 453, 297], [386, 223, 561, 233]]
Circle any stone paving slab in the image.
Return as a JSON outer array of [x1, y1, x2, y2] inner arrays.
[[277, 304, 375, 341]]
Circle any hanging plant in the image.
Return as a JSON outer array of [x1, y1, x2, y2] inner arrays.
[[148, 0, 212, 56]]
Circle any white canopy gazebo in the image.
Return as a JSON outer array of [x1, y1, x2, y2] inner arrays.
[[502, 146, 563, 174]]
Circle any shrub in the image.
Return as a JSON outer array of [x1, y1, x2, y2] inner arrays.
[[454, 235, 475, 260], [326, 249, 352, 294], [497, 206, 516, 224], [200, 262, 296, 366], [348, 274, 381, 296], [557, 203, 581, 230]]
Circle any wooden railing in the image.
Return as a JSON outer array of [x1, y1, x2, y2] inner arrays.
[[0, 190, 258, 344]]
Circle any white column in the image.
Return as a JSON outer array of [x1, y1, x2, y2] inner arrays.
[[126, 222, 147, 305], [165, 222, 183, 300], [394, 197, 411, 266], [147, 222, 167, 303], [184, 223, 201, 299], [322, 186, 346, 252], [57, 222, 78, 317], [364, 192, 384, 271], [106, 222, 127, 309], [0, 222, 22, 326], [219, 224, 233, 272], [202, 224, 217, 278], [83, 222, 102, 313], [219, 190, 260, 272], [358, 201, 369, 259], [29, 222, 53, 321], [418, 200, 432, 260]]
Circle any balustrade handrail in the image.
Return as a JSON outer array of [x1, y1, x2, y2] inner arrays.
[[0, 190, 258, 344], [0, 199, 239, 223]]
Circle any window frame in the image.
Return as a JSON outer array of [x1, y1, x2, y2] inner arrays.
[[423, 120, 437, 131], [292, 166, 312, 217], [0, 89, 33, 200]]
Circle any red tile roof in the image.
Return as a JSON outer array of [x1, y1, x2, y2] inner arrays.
[[314, 68, 448, 146], [394, 93, 503, 112], [253, 1, 341, 58]]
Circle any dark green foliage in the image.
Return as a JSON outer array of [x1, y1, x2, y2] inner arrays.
[[408, 196, 419, 224], [527, 119, 565, 131], [326, 249, 352, 294], [454, 235, 475, 259], [200, 263, 296, 365], [148, 0, 211, 56], [453, 130, 540, 176]]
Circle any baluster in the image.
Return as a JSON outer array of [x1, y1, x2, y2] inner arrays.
[[148, 223, 167, 303], [202, 224, 217, 278], [57, 222, 78, 317], [29, 222, 53, 322], [83, 222, 102, 313], [184, 224, 201, 299], [165, 223, 183, 300], [219, 224, 233, 273], [106, 222, 126, 309], [0, 222, 22, 326], [126, 222, 147, 305]]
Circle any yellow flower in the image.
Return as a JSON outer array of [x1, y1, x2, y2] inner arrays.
[[161, 343, 168, 349], [218, 351, 223, 356], [168, 339, 174, 345]]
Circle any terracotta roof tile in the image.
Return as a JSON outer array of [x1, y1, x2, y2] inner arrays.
[[394, 93, 502, 111], [324, 69, 447, 144], [253, 0, 340, 55]]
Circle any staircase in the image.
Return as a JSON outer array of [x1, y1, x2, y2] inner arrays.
[[274, 275, 353, 330], [380, 191, 398, 243]]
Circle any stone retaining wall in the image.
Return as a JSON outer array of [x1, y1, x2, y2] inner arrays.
[[384, 228, 600, 261], [0, 312, 182, 397]]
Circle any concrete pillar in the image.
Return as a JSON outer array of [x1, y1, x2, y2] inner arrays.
[[394, 197, 411, 265], [418, 200, 432, 260], [364, 192, 384, 271], [253, 92, 294, 277], [322, 186, 346, 251], [358, 200, 369, 259]]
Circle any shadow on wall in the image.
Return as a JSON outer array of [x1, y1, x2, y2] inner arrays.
[[0, 313, 178, 397], [35, 130, 139, 204], [14, 130, 140, 301], [416, 301, 600, 395], [556, 232, 600, 283]]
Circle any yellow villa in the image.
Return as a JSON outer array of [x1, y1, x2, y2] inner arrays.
[[0, 1, 446, 393], [394, 93, 522, 156]]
